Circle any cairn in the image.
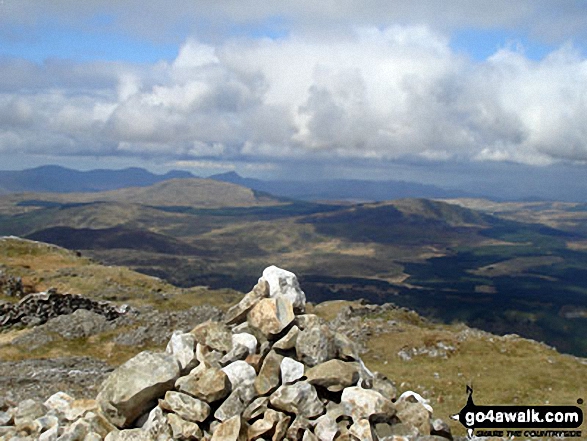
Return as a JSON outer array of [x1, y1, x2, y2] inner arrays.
[[0, 266, 453, 440]]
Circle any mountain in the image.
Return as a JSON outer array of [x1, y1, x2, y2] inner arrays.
[[0, 165, 195, 194], [210, 171, 477, 202], [1, 178, 586, 357], [4, 178, 282, 208]]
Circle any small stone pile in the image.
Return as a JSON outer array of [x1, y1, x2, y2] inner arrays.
[[0, 290, 127, 328], [0, 266, 453, 440]]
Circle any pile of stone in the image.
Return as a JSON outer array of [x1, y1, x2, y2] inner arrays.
[[0, 266, 453, 440], [0, 290, 128, 328]]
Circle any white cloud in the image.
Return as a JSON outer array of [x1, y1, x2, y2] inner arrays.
[[1, 25, 587, 168]]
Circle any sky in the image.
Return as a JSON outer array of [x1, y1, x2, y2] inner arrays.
[[1, 1, 587, 198]]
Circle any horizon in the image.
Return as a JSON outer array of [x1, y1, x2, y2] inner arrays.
[[1, 2, 587, 197]]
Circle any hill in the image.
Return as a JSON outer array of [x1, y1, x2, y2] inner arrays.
[[210, 171, 476, 202], [1, 178, 282, 209], [0, 240, 586, 438], [0, 181, 586, 357], [0, 165, 194, 194]]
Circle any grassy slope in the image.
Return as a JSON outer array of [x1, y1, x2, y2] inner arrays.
[[312, 301, 587, 438], [1, 238, 585, 437]]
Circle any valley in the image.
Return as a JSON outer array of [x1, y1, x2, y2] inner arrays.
[[1, 177, 586, 358]]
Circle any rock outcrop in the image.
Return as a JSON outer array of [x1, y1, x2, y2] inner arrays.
[[0, 266, 453, 440]]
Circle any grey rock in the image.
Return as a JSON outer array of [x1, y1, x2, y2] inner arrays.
[[231, 332, 257, 355], [294, 314, 324, 330], [56, 418, 90, 441], [104, 428, 151, 441], [372, 372, 397, 402], [280, 357, 304, 385], [39, 424, 59, 441], [214, 389, 246, 422], [295, 324, 336, 367], [222, 360, 257, 390], [97, 351, 180, 428], [333, 332, 359, 361], [0, 410, 13, 426]]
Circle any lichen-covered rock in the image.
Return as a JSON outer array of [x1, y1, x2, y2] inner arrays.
[[295, 324, 336, 367], [97, 351, 180, 428], [159, 391, 210, 423]]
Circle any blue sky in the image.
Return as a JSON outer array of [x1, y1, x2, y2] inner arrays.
[[1, 1, 587, 199]]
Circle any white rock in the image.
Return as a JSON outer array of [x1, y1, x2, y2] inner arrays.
[[398, 390, 434, 414], [39, 424, 59, 441], [43, 392, 74, 419], [341, 387, 395, 423], [280, 357, 305, 384], [222, 360, 257, 388], [262, 265, 306, 310], [166, 331, 196, 370], [314, 414, 338, 441], [231, 332, 257, 355]]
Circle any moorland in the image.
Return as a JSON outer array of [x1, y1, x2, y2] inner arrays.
[[0, 173, 586, 357]]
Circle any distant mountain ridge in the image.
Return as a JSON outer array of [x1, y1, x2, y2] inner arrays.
[[210, 171, 478, 201], [0, 165, 195, 193], [0, 166, 479, 201]]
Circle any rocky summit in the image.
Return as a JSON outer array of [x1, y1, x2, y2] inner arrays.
[[0, 266, 453, 441]]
